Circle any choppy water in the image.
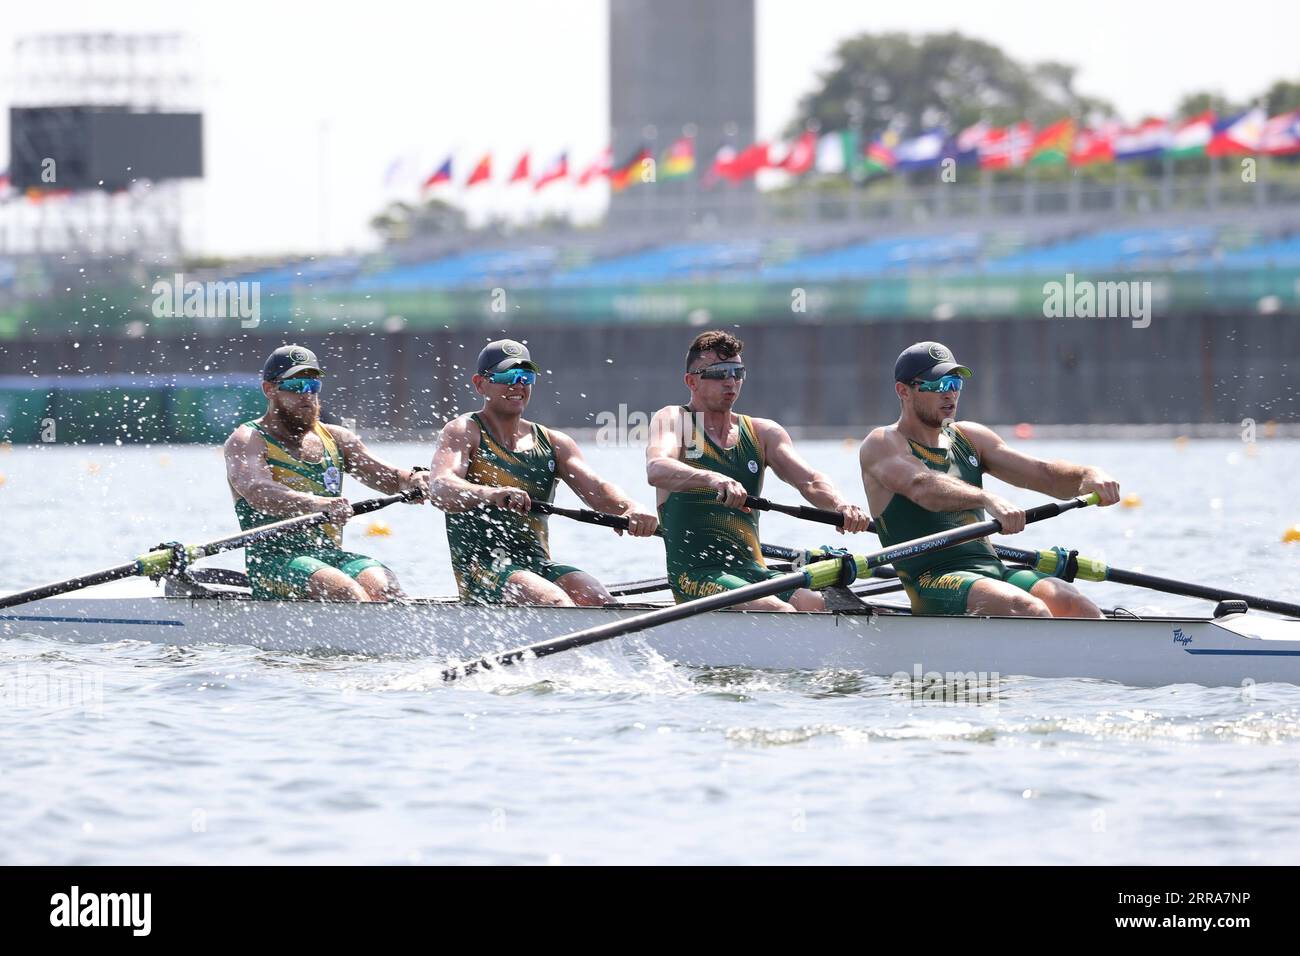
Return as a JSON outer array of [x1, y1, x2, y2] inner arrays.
[[2, 438, 1299, 864]]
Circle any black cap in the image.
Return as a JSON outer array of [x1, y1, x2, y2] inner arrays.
[[262, 345, 323, 382], [476, 339, 540, 375], [893, 341, 972, 383]]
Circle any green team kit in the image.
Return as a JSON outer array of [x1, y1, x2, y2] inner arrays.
[[446, 412, 581, 604], [232, 421, 385, 599], [873, 423, 1049, 614], [657, 408, 796, 605]]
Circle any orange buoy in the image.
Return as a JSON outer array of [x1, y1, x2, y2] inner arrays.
[[1173, 435, 1189, 449], [365, 520, 392, 537], [1283, 526, 1300, 544], [85, 461, 101, 475], [1121, 493, 1142, 508], [1014, 423, 1034, 440], [0, 472, 7, 488]]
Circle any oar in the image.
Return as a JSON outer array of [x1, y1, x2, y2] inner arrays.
[[0, 491, 418, 611], [741, 495, 846, 527], [441, 493, 1099, 681], [532, 501, 851, 596], [992, 544, 1300, 618]]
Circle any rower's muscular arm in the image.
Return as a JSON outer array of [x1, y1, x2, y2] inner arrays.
[[549, 429, 658, 536], [860, 426, 990, 514], [428, 417, 498, 512], [323, 424, 428, 499], [754, 418, 870, 532], [645, 406, 705, 492], [958, 421, 1121, 505], [224, 426, 333, 517]]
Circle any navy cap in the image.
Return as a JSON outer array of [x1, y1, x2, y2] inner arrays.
[[262, 345, 323, 382], [893, 341, 972, 383], [476, 339, 540, 375]]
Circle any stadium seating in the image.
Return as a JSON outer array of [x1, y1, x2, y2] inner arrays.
[[981, 226, 1218, 273], [549, 240, 766, 285], [760, 233, 983, 281]]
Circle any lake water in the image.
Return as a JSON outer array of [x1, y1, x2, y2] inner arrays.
[[2, 438, 1299, 864]]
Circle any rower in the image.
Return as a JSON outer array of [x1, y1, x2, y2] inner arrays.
[[858, 341, 1122, 617], [224, 345, 430, 601], [646, 330, 870, 611], [429, 339, 658, 606]]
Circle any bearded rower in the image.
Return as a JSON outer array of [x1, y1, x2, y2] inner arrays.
[[224, 345, 430, 601], [430, 339, 658, 606], [859, 341, 1121, 617], [646, 330, 870, 611]]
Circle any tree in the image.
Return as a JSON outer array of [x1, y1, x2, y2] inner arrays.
[[1174, 91, 1247, 120], [786, 31, 1116, 139], [369, 198, 468, 243], [1262, 80, 1300, 116]]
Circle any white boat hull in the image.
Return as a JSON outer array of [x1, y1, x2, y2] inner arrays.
[[4, 593, 1300, 687]]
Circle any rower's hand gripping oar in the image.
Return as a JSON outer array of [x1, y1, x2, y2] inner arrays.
[[0, 491, 420, 611], [442, 493, 1100, 682], [530, 500, 807, 560]]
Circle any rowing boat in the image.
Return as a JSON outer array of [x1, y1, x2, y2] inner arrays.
[[4, 581, 1299, 687]]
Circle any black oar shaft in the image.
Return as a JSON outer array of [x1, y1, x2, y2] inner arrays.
[[0, 562, 143, 610], [993, 542, 1300, 617], [1103, 568, 1300, 617], [0, 492, 414, 611]]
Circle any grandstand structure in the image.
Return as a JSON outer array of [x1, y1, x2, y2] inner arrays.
[[1, 12, 1298, 436]]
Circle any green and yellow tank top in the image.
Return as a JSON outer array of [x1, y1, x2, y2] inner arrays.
[[874, 423, 998, 581], [658, 407, 766, 576], [232, 420, 344, 555], [446, 413, 559, 569]]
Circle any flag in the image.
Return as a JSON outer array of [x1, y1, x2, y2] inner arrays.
[[953, 122, 990, 165], [660, 137, 696, 179], [862, 129, 900, 174], [577, 148, 612, 186], [894, 129, 947, 170], [979, 123, 1033, 169], [534, 152, 568, 190], [780, 131, 817, 175], [508, 152, 531, 183], [1028, 119, 1075, 165], [710, 142, 770, 182], [610, 146, 651, 191], [465, 153, 492, 187], [1069, 125, 1117, 166], [1114, 119, 1170, 161], [1166, 111, 1215, 159], [815, 130, 860, 174], [1207, 107, 1266, 157], [421, 156, 453, 190], [1262, 110, 1300, 156]]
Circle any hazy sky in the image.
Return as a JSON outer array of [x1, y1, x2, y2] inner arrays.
[[1, 0, 1295, 257]]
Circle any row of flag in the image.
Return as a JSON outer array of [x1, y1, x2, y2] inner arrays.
[[405, 107, 1300, 195]]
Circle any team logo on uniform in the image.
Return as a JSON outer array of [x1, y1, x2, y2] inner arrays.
[[928, 344, 952, 362], [968, 455, 978, 467], [502, 341, 524, 356], [747, 459, 758, 474], [547, 458, 555, 472], [323, 465, 342, 494], [290, 347, 311, 364]]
